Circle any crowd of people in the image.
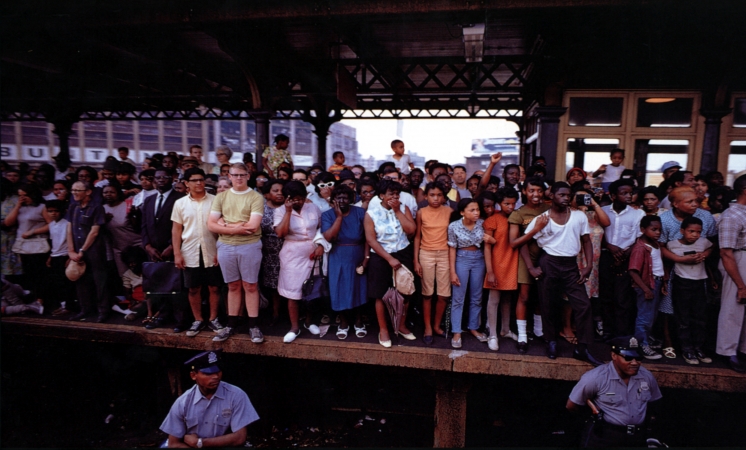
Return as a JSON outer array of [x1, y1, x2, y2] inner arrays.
[[2, 137, 745, 373]]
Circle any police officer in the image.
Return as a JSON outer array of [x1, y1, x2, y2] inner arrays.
[[566, 336, 662, 447], [160, 349, 259, 448]]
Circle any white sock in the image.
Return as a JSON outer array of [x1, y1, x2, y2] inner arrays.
[[533, 314, 543, 337], [517, 320, 528, 343]]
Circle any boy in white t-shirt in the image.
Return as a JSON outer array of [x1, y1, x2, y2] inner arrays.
[[46, 200, 75, 315], [665, 216, 714, 365], [592, 149, 627, 192], [525, 182, 602, 366], [390, 139, 415, 175]]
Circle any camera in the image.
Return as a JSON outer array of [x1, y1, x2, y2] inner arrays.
[[575, 193, 592, 206]]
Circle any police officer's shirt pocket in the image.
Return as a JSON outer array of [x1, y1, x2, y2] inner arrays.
[[214, 409, 232, 435]]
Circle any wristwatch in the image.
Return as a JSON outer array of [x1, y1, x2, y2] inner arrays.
[[197, 437, 203, 448]]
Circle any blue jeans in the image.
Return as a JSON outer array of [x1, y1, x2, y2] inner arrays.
[[451, 249, 486, 333], [634, 278, 662, 347]]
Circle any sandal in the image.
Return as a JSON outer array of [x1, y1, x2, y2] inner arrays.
[[560, 332, 578, 345], [336, 326, 349, 340], [663, 347, 676, 359], [142, 316, 153, 325], [354, 324, 367, 338]]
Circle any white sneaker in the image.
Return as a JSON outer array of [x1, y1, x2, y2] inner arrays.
[[304, 323, 320, 335], [27, 301, 44, 315], [283, 329, 301, 343], [501, 330, 519, 341], [488, 336, 499, 351]]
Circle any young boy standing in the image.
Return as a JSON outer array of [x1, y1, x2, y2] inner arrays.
[[665, 216, 713, 364], [525, 182, 602, 366], [628, 215, 666, 360], [46, 200, 75, 315]]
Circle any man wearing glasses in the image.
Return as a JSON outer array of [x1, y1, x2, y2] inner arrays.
[[207, 163, 265, 343], [566, 336, 662, 447], [172, 168, 225, 337]]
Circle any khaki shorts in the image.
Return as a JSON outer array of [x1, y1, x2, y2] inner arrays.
[[419, 249, 451, 297]]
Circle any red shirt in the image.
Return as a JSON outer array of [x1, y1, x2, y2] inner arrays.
[[628, 238, 657, 290]]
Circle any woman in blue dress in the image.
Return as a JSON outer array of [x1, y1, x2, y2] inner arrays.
[[321, 185, 369, 339]]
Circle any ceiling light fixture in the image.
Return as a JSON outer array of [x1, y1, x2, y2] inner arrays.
[[644, 98, 676, 103], [462, 23, 485, 63]]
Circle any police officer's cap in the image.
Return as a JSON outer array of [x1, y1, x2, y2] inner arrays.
[[185, 349, 222, 374], [610, 336, 643, 359]]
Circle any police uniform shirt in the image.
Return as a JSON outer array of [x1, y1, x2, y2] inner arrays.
[[569, 362, 662, 426], [160, 381, 259, 439]]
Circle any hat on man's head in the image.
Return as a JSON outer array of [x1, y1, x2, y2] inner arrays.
[[309, 163, 325, 171], [610, 336, 643, 359], [185, 349, 222, 374], [660, 161, 682, 173], [338, 169, 356, 182], [182, 156, 199, 165]]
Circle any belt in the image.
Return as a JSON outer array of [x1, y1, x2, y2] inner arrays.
[[602, 421, 644, 435], [654, 275, 665, 280]]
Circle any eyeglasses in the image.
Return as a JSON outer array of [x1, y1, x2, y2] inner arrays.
[[216, 153, 227, 156], [352, 171, 363, 176], [70, 189, 86, 193], [256, 177, 269, 183], [317, 182, 335, 189], [310, 170, 322, 175], [187, 178, 205, 183], [383, 176, 399, 181], [229, 173, 248, 178], [155, 175, 171, 180]]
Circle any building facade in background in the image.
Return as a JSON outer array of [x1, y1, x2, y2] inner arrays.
[[0, 119, 360, 170]]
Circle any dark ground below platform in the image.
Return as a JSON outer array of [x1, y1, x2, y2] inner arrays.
[[2, 335, 746, 448]]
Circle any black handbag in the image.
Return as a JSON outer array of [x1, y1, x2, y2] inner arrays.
[[301, 258, 329, 301], [142, 261, 183, 294]]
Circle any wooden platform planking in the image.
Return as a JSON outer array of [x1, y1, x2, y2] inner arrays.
[[3, 317, 745, 393]]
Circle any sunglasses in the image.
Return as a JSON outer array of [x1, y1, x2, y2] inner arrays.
[[620, 354, 643, 362], [317, 182, 335, 189]]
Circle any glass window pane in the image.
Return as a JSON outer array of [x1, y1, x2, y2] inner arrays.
[[733, 98, 746, 128], [568, 97, 624, 127], [565, 138, 621, 177], [636, 139, 689, 186], [2, 123, 16, 144], [636, 98, 694, 128], [727, 140, 746, 186]]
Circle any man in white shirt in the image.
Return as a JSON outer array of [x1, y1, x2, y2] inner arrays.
[[600, 179, 645, 339], [172, 168, 224, 338], [526, 181, 603, 366]]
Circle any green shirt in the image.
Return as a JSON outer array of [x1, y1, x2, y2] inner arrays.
[[211, 188, 265, 245]]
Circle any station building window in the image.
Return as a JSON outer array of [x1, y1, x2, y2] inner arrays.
[[721, 95, 746, 185], [558, 91, 703, 185]]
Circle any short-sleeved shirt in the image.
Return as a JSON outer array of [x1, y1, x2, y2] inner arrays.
[[389, 154, 411, 175], [526, 209, 590, 257], [160, 381, 259, 439], [599, 164, 626, 184], [172, 193, 218, 268], [718, 203, 746, 250], [569, 362, 662, 426], [602, 204, 645, 250], [667, 237, 713, 280], [367, 206, 409, 255], [447, 218, 485, 249], [272, 202, 321, 242], [211, 188, 264, 245], [49, 219, 69, 257], [370, 191, 418, 218], [262, 146, 293, 177], [66, 200, 106, 257], [508, 203, 550, 261], [658, 208, 717, 244]]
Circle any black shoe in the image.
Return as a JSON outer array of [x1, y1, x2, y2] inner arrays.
[[96, 314, 109, 323], [546, 341, 557, 359], [69, 312, 87, 321], [573, 348, 604, 367], [173, 324, 187, 333], [517, 341, 528, 354], [728, 355, 746, 373]]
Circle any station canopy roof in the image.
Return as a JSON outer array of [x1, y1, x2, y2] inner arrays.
[[2, 0, 745, 122]]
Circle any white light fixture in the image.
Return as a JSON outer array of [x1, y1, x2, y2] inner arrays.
[[462, 24, 485, 63], [644, 98, 676, 103]]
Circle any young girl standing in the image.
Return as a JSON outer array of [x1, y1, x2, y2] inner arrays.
[[484, 188, 520, 351], [414, 181, 452, 344], [448, 198, 490, 348], [508, 177, 550, 353]]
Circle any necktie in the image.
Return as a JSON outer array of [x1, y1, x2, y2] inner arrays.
[[156, 193, 164, 216]]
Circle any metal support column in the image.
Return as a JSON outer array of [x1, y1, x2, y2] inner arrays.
[[51, 119, 75, 173], [252, 111, 270, 172], [700, 109, 731, 175], [433, 374, 472, 448], [533, 106, 567, 180]]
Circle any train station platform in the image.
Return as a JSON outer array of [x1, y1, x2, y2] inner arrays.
[[3, 315, 745, 447]]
